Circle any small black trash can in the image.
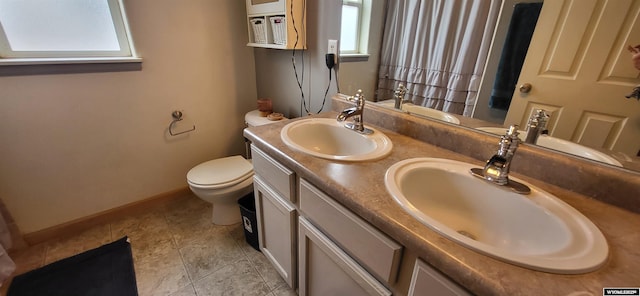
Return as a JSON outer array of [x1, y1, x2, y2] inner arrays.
[[238, 192, 260, 251]]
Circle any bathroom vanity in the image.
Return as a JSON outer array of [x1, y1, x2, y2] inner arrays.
[[243, 97, 640, 295]]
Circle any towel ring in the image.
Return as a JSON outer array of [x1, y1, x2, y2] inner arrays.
[[169, 111, 196, 136]]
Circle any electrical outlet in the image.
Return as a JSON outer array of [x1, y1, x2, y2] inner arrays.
[[328, 39, 338, 54]]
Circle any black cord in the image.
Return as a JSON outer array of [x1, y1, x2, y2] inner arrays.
[[292, 52, 308, 115], [318, 53, 338, 113], [334, 67, 340, 93], [301, 0, 309, 113], [318, 69, 332, 113], [291, 0, 309, 115]]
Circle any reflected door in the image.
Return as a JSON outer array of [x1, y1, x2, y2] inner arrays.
[[505, 0, 640, 156]]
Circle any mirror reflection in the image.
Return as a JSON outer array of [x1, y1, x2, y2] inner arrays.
[[338, 0, 640, 171]]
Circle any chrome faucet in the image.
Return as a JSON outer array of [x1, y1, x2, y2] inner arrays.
[[337, 89, 373, 134], [524, 109, 549, 144], [470, 125, 531, 194], [394, 84, 408, 109]]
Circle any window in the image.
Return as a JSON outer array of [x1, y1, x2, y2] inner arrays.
[[340, 0, 370, 56], [0, 0, 139, 64]]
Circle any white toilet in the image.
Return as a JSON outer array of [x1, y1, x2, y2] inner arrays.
[[186, 110, 284, 225]]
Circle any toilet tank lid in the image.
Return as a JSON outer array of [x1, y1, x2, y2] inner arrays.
[[245, 110, 287, 127], [187, 155, 253, 186]]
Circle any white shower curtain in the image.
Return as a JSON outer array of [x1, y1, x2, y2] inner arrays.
[[377, 0, 500, 116]]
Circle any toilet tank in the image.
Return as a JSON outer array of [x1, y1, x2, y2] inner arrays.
[[244, 110, 287, 158], [245, 110, 287, 127]]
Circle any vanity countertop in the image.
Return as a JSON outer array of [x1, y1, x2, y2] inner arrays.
[[244, 111, 640, 296]]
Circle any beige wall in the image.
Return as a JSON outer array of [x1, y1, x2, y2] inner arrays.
[[254, 0, 342, 118], [0, 0, 258, 233]]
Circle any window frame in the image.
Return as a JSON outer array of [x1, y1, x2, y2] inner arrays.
[[0, 0, 140, 65], [340, 0, 371, 59]]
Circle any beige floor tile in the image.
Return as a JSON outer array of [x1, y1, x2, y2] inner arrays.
[[270, 284, 297, 296], [4, 193, 287, 296], [169, 284, 197, 296], [179, 227, 247, 281], [111, 210, 169, 240], [163, 195, 210, 220], [130, 234, 178, 263], [164, 198, 221, 246], [222, 207, 290, 293], [134, 244, 191, 296], [244, 248, 289, 292], [111, 210, 177, 262], [227, 222, 260, 255], [43, 224, 112, 264], [193, 258, 271, 296]]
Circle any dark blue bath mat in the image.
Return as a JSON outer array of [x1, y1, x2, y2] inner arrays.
[[7, 236, 138, 296]]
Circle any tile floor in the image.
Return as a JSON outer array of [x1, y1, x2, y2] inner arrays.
[[2, 193, 297, 296]]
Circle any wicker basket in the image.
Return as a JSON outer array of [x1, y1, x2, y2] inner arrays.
[[270, 16, 286, 45], [250, 18, 267, 44]]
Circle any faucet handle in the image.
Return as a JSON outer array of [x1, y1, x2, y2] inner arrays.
[[348, 89, 366, 109], [497, 124, 520, 156], [347, 89, 364, 102], [353, 89, 364, 103], [527, 109, 549, 129], [499, 124, 520, 142], [506, 124, 520, 138]]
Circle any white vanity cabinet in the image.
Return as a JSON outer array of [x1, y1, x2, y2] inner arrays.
[[408, 259, 471, 296], [252, 146, 297, 288], [251, 144, 469, 295]]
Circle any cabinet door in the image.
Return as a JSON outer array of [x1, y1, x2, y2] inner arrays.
[[408, 259, 471, 296], [254, 176, 297, 288], [298, 217, 391, 296]]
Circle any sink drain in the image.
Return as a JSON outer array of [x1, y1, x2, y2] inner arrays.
[[457, 230, 477, 240]]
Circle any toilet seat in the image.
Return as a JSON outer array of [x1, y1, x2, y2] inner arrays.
[[187, 155, 253, 189]]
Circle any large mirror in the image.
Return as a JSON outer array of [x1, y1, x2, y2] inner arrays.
[[339, 0, 640, 172]]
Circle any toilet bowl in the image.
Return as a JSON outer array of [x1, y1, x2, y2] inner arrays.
[[186, 110, 286, 225], [187, 155, 254, 225]]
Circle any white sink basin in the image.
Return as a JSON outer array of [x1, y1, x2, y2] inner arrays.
[[402, 104, 461, 124], [280, 118, 392, 161], [377, 100, 461, 124], [476, 127, 622, 167], [384, 158, 608, 274]]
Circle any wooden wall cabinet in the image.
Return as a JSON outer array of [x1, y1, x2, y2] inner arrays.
[[245, 0, 306, 49]]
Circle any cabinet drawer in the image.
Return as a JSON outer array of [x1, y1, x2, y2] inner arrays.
[[251, 145, 296, 202], [299, 178, 403, 284]]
